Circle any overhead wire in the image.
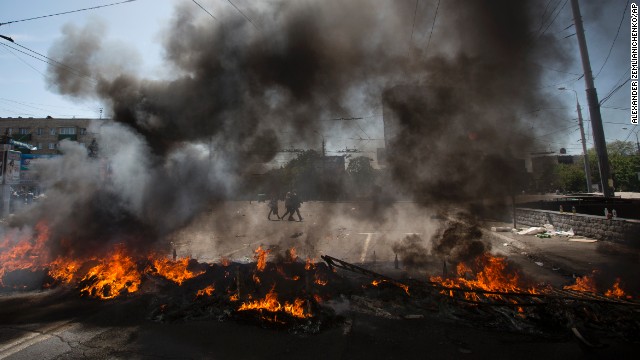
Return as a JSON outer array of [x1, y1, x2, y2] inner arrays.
[[191, 0, 217, 20], [538, 0, 568, 38], [599, 78, 630, 105], [409, 0, 420, 44], [0, 0, 137, 26], [0, 42, 96, 84], [534, 0, 556, 36], [594, 0, 629, 79], [225, 0, 259, 30], [0, 42, 47, 78], [423, 0, 440, 54]]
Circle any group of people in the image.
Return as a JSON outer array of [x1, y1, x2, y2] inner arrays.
[[268, 191, 303, 221]]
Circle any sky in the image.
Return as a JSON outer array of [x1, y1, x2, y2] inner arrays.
[[0, 0, 636, 160]]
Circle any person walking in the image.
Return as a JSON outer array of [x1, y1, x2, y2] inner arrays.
[[281, 192, 294, 221], [290, 191, 303, 221], [267, 192, 280, 220]]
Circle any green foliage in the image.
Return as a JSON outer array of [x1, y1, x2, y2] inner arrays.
[[587, 141, 640, 192], [347, 156, 374, 179], [554, 163, 586, 192]]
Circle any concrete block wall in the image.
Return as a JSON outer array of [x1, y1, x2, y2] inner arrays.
[[515, 208, 640, 246]]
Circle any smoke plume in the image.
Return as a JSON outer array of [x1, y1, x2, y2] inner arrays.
[[21, 0, 571, 257]]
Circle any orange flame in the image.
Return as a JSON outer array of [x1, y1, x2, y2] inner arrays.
[[430, 254, 539, 301], [238, 287, 311, 319], [564, 272, 597, 293], [78, 246, 141, 300], [220, 257, 231, 266], [314, 272, 328, 286], [147, 257, 204, 285], [0, 222, 51, 286], [48, 257, 81, 284], [305, 257, 317, 271], [370, 279, 410, 295], [604, 278, 631, 299], [254, 246, 271, 272], [286, 247, 297, 263], [196, 285, 215, 298]]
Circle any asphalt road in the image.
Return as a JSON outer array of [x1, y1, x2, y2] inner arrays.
[[1, 201, 638, 359]]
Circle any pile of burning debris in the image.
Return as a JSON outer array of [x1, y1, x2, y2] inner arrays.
[[1, 222, 639, 340]]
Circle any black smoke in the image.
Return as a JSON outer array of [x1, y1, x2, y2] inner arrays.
[[28, 0, 571, 257]]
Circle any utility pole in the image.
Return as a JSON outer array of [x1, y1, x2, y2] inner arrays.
[[570, 0, 614, 197], [559, 87, 593, 192]]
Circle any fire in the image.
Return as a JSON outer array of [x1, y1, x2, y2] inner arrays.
[[314, 272, 328, 286], [147, 257, 204, 285], [78, 246, 141, 300], [220, 257, 231, 266], [238, 287, 311, 319], [564, 272, 597, 293], [305, 257, 317, 270], [370, 279, 410, 295], [604, 278, 632, 299], [0, 222, 51, 286], [48, 257, 81, 284], [286, 247, 297, 263], [254, 246, 271, 272], [430, 254, 538, 301], [196, 285, 215, 298]]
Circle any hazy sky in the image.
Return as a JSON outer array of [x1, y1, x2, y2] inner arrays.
[[0, 0, 635, 158]]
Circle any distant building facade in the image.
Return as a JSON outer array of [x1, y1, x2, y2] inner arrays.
[[0, 117, 101, 154]]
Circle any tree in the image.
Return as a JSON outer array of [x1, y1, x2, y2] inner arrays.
[[347, 156, 375, 197], [588, 141, 640, 192], [554, 163, 586, 193]]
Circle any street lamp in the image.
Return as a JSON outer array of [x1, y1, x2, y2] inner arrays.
[[559, 87, 593, 193]]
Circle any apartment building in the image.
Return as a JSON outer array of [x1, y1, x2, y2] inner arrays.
[[0, 117, 100, 154]]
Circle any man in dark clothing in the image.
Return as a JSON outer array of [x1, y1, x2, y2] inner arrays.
[[290, 191, 303, 221], [280, 192, 294, 221], [267, 192, 280, 220]]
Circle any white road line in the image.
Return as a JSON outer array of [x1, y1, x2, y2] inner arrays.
[[0, 321, 78, 359], [358, 233, 376, 263], [222, 240, 266, 258]]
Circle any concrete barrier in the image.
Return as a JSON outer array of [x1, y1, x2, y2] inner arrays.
[[515, 208, 640, 246]]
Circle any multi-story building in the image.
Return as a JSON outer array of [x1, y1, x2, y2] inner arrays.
[[0, 117, 100, 154]]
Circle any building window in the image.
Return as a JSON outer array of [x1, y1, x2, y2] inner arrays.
[[59, 127, 76, 135], [37, 143, 42, 150], [8, 128, 12, 135], [48, 143, 55, 150], [80, 128, 87, 135], [19, 128, 29, 135], [37, 128, 44, 135], [50, 128, 56, 135]]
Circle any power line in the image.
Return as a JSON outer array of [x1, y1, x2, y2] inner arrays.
[[0, 0, 137, 26], [534, 0, 556, 36], [225, 0, 259, 30], [0, 42, 96, 84], [191, 0, 217, 20], [0, 42, 47, 78], [600, 78, 630, 105], [409, 0, 420, 44], [594, 0, 629, 79], [424, 0, 440, 54], [538, 0, 568, 38]]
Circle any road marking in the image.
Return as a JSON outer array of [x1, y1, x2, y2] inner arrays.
[[222, 240, 266, 258], [358, 233, 376, 263], [0, 321, 79, 359]]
